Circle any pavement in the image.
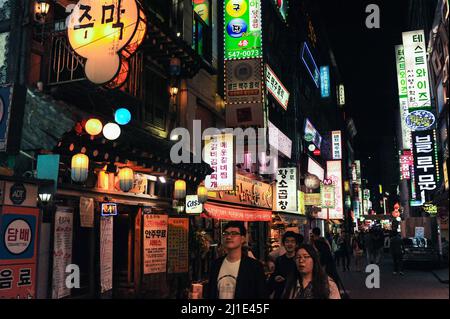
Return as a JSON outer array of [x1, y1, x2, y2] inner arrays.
[[432, 267, 449, 284], [337, 253, 449, 299]]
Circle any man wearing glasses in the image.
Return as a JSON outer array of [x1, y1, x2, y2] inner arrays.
[[206, 221, 268, 299]]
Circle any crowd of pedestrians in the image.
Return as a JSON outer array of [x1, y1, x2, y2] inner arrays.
[[204, 220, 405, 300]]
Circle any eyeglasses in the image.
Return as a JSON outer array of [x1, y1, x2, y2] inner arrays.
[[222, 231, 242, 237], [297, 255, 312, 261]]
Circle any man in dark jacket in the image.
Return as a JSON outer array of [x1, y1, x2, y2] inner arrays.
[[206, 221, 268, 299], [390, 232, 405, 275], [267, 231, 303, 299]]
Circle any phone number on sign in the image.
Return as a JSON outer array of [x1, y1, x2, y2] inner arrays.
[[226, 50, 262, 59]]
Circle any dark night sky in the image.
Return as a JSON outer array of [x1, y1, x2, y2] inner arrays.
[[317, 0, 409, 192]]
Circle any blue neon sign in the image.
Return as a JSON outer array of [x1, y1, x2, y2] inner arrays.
[[301, 42, 320, 88], [320, 66, 330, 98]]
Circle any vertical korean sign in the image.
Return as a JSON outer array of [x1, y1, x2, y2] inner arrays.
[[204, 133, 235, 191], [399, 150, 414, 180], [0, 206, 39, 299], [411, 130, 439, 204], [51, 207, 73, 299], [331, 131, 342, 160], [395, 45, 412, 149], [100, 216, 113, 293], [320, 66, 330, 98], [402, 30, 432, 111], [327, 161, 343, 220], [143, 214, 168, 274], [224, 0, 262, 60], [167, 218, 189, 274], [275, 168, 297, 213], [321, 180, 335, 209]]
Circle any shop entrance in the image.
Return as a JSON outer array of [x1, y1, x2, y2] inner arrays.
[[113, 205, 137, 298]]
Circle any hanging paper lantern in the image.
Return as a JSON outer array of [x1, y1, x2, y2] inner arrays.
[[85, 118, 103, 136], [118, 167, 134, 192], [98, 168, 109, 190], [174, 179, 186, 199], [197, 185, 208, 203], [103, 122, 121, 140], [114, 108, 131, 125], [71, 153, 89, 182]]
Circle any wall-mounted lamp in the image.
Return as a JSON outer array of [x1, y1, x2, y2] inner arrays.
[[35, 0, 51, 23], [170, 86, 179, 97]]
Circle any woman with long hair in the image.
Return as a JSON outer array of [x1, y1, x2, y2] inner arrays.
[[283, 244, 341, 299]]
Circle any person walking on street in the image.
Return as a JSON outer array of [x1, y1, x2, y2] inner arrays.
[[282, 244, 341, 299], [206, 221, 268, 299], [352, 233, 364, 272], [337, 232, 351, 271], [390, 232, 405, 275], [267, 231, 303, 299], [365, 229, 375, 264]]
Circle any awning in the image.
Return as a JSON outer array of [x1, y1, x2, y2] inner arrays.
[[202, 202, 272, 222]]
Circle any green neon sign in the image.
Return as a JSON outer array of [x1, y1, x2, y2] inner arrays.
[[224, 0, 262, 60]]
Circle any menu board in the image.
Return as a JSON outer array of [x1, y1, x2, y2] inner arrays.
[[167, 218, 189, 274], [143, 214, 168, 274], [51, 207, 73, 299], [100, 216, 113, 293]]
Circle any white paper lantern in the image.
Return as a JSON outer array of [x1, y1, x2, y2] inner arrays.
[[103, 122, 121, 140]]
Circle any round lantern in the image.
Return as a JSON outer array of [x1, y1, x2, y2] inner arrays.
[[118, 167, 134, 192], [85, 118, 103, 136], [197, 185, 208, 203], [71, 153, 89, 182], [174, 179, 186, 199], [103, 122, 121, 140], [304, 174, 320, 190], [114, 108, 131, 125]]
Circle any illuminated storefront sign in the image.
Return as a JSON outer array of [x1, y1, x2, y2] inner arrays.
[[411, 130, 439, 203], [268, 121, 292, 158], [101, 203, 118, 216], [321, 180, 335, 209], [304, 119, 322, 149], [185, 195, 203, 214], [275, 168, 297, 213], [298, 191, 305, 215], [338, 84, 345, 106], [395, 45, 412, 149], [402, 30, 432, 111], [320, 66, 330, 98], [301, 42, 319, 88], [224, 0, 262, 60], [405, 110, 436, 131], [307, 157, 324, 181], [266, 64, 290, 110], [332, 131, 342, 160], [67, 0, 147, 85], [225, 58, 263, 104], [208, 173, 273, 209], [193, 0, 210, 24], [327, 161, 343, 220], [204, 133, 235, 191], [400, 150, 414, 180]]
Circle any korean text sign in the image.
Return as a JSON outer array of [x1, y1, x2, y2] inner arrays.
[[327, 161, 343, 220], [266, 64, 289, 110], [224, 0, 262, 60], [411, 130, 439, 203], [143, 214, 168, 274], [67, 0, 142, 84], [402, 30, 432, 110], [0, 206, 39, 299], [275, 167, 297, 213], [395, 45, 412, 149], [320, 66, 330, 98], [167, 218, 189, 274], [204, 133, 235, 191]]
